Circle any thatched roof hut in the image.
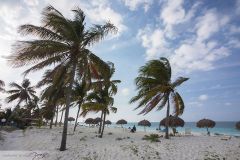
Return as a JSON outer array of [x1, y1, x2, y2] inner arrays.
[[116, 119, 127, 125], [68, 117, 75, 121], [236, 121, 240, 130], [138, 120, 151, 127], [85, 118, 94, 124], [196, 118, 216, 135], [138, 119, 151, 132], [94, 117, 102, 124], [160, 115, 185, 127], [105, 120, 112, 125], [196, 119, 215, 128]]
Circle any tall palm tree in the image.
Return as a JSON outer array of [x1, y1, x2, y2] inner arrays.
[[81, 62, 120, 138], [0, 80, 5, 92], [6, 79, 37, 107], [8, 6, 117, 151], [130, 57, 189, 139]]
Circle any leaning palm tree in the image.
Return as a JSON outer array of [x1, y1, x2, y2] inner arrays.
[[8, 6, 117, 151], [0, 80, 5, 92], [130, 57, 188, 139], [6, 79, 37, 107]]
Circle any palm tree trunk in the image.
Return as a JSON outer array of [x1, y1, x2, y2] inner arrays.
[[165, 98, 170, 139], [55, 106, 59, 127], [50, 105, 56, 129], [60, 62, 76, 151], [50, 115, 54, 129], [59, 108, 64, 127], [73, 102, 82, 132], [98, 111, 103, 134], [99, 111, 106, 138]]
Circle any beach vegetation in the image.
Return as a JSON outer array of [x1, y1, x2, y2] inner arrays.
[[142, 134, 160, 142], [8, 5, 117, 151], [81, 62, 120, 138], [0, 80, 5, 92], [130, 57, 188, 139]]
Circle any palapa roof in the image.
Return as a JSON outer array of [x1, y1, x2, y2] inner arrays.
[[68, 117, 75, 121], [160, 115, 185, 127], [94, 117, 102, 123], [85, 118, 94, 124], [105, 120, 112, 125], [196, 119, 215, 128], [236, 121, 240, 130], [116, 119, 127, 125], [138, 119, 151, 127]]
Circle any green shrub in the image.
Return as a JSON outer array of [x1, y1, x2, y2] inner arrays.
[[142, 134, 160, 142]]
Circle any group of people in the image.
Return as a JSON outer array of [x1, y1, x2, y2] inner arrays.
[[129, 125, 136, 133]]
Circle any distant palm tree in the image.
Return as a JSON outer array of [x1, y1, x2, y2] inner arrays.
[[8, 6, 116, 151], [72, 80, 88, 132], [0, 80, 5, 92], [38, 69, 66, 129], [81, 62, 120, 138], [6, 79, 37, 107], [130, 57, 188, 139]]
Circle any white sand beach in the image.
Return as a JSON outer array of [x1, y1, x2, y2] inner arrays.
[[1, 126, 240, 160]]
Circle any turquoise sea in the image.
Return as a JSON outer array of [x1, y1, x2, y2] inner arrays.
[[110, 122, 240, 136]]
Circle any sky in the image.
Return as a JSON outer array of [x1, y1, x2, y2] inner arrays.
[[0, 0, 240, 122]]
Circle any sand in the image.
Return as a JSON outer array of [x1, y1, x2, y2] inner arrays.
[[0, 125, 240, 160]]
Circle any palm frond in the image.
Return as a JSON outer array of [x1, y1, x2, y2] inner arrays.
[[172, 92, 185, 116], [171, 77, 189, 88], [84, 22, 117, 46]]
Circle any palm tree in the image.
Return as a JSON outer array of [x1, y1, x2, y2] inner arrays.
[[0, 80, 5, 92], [38, 69, 66, 129], [130, 57, 188, 139], [8, 6, 117, 151], [6, 79, 37, 107], [81, 62, 120, 138], [72, 80, 88, 132]]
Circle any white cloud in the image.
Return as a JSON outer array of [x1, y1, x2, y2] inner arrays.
[[236, 0, 240, 15], [225, 102, 232, 106], [170, 41, 230, 74], [195, 9, 229, 42], [85, 5, 127, 35], [188, 101, 203, 107], [24, 0, 39, 6], [139, 3, 232, 74], [160, 0, 201, 38], [122, 0, 153, 12], [121, 88, 130, 96], [229, 25, 240, 34], [137, 27, 170, 60], [198, 94, 208, 101]]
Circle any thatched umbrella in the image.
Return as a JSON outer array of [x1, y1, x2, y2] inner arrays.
[[236, 121, 240, 130], [94, 117, 102, 124], [116, 119, 127, 128], [68, 117, 75, 124], [196, 118, 215, 135], [85, 118, 94, 126], [138, 119, 151, 132], [105, 120, 112, 125], [160, 116, 185, 127], [160, 116, 184, 135]]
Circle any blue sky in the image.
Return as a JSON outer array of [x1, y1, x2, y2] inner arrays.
[[0, 0, 240, 122]]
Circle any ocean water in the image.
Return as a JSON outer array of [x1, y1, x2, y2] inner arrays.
[[110, 122, 240, 136]]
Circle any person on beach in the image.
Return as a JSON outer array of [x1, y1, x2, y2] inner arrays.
[[131, 125, 136, 133]]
